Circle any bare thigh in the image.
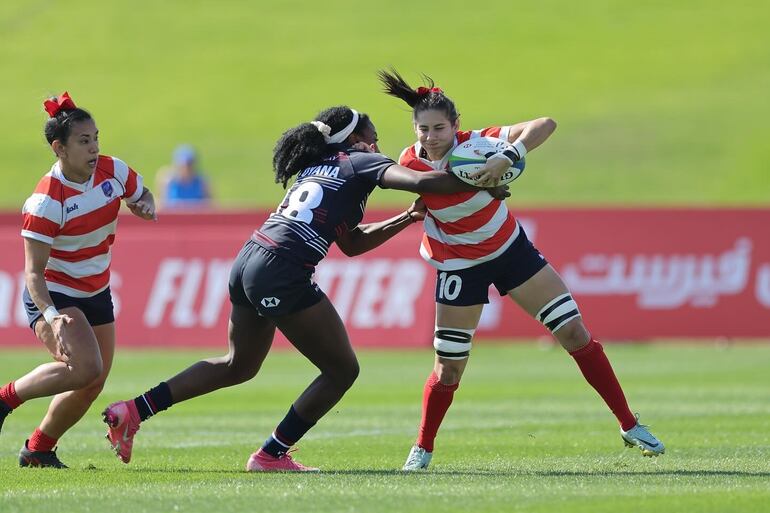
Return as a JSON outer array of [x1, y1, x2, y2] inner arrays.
[[506, 264, 590, 351], [91, 322, 116, 383], [227, 303, 277, 369], [274, 297, 356, 379], [35, 307, 101, 367]]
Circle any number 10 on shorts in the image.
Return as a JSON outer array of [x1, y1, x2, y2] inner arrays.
[[437, 272, 462, 301]]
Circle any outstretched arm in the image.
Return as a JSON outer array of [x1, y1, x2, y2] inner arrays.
[[380, 165, 476, 194], [381, 164, 513, 198], [335, 198, 426, 257]]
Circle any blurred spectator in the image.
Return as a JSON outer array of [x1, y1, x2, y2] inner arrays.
[[156, 144, 212, 210]]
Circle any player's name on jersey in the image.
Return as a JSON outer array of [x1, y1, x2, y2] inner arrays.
[[298, 164, 340, 179]]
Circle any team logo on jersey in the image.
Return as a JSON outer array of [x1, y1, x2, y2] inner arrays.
[[260, 297, 281, 308], [101, 181, 114, 197]]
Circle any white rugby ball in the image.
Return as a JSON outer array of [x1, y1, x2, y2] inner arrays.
[[448, 136, 525, 186]]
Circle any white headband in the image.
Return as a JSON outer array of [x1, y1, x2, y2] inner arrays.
[[311, 109, 360, 145]]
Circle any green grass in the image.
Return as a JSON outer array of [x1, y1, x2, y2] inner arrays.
[[1, 1, 769, 208], [1, 343, 769, 512]]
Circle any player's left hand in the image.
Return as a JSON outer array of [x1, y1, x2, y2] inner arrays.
[[127, 196, 157, 221], [469, 153, 511, 187]]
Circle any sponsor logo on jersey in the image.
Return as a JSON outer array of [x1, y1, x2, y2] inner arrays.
[[66, 203, 79, 214], [260, 297, 281, 308]]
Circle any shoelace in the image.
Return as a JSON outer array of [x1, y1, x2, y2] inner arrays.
[[629, 412, 652, 431], [277, 447, 315, 470], [278, 447, 302, 461]]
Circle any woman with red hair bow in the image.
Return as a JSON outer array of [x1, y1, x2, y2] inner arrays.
[[379, 69, 665, 470], [0, 92, 157, 468]]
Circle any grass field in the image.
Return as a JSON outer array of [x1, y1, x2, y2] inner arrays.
[[1, 1, 769, 208], [1, 343, 768, 513]]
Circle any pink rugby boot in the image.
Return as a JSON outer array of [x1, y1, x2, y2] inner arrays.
[[245, 448, 319, 472], [103, 400, 141, 463]]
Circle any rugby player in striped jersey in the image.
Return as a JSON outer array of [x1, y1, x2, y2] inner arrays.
[[379, 70, 664, 470], [0, 93, 156, 468]]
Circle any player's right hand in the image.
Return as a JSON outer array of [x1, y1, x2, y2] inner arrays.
[[51, 314, 74, 363]]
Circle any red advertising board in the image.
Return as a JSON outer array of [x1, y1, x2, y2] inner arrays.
[[1, 209, 768, 348]]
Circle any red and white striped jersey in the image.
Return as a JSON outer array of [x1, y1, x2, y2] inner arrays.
[[21, 155, 144, 297], [399, 126, 520, 271]]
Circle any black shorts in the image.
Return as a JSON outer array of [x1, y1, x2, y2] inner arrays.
[[434, 227, 548, 306], [23, 287, 115, 329], [229, 240, 326, 317]]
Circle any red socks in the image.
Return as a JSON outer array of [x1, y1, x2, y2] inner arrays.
[[0, 381, 23, 409], [2, 383, 58, 453], [28, 428, 58, 453], [569, 339, 637, 431], [416, 372, 459, 452]]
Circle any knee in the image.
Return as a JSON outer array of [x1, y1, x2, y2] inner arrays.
[[556, 320, 590, 352], [69, 359, 103, 389], [433, 327, 474, 363], [224, 356, 260, 385], [77, 377, 107, 403], [341, 360, 360, 390], [330, 359, 359, 391]]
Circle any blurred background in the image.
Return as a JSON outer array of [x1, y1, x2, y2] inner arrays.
[[2, 0, 769, 345], [2, 0, 768, 209]]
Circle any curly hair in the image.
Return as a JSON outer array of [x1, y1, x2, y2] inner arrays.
[[272, 105, 371, 188]]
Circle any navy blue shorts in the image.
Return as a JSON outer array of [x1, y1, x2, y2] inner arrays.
[[23, 287, 115, 329], [434, 227, 548, 306], [229, 240, 326, 317]]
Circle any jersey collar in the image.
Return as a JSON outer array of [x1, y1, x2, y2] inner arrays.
[[414, 135, 458, 170], [51, 161, 95, 192]]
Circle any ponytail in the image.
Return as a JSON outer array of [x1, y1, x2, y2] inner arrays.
[[378, 68, 459, 123]]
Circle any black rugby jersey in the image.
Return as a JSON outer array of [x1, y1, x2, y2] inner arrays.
[[253, 149, 395, 267]]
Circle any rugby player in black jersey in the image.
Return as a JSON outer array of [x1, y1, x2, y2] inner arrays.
[[101, 106, 509, 471]]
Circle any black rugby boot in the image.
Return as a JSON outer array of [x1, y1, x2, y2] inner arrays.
[[19, 440, 68, 468]]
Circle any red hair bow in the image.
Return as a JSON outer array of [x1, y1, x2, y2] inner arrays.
[[416, 86, 443, 96], [43, 92, 77, 118]]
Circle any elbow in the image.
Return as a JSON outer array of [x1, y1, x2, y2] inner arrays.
[[24, 269, 43, 289], [337, 242, 362, 257], [541, 117, 557, 134], [24, 267, 41, 281]]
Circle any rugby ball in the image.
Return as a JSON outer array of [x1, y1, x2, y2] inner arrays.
[[448, 136, 525, 186]]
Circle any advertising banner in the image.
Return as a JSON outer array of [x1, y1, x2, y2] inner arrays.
[[1, 209, 768, 347]]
